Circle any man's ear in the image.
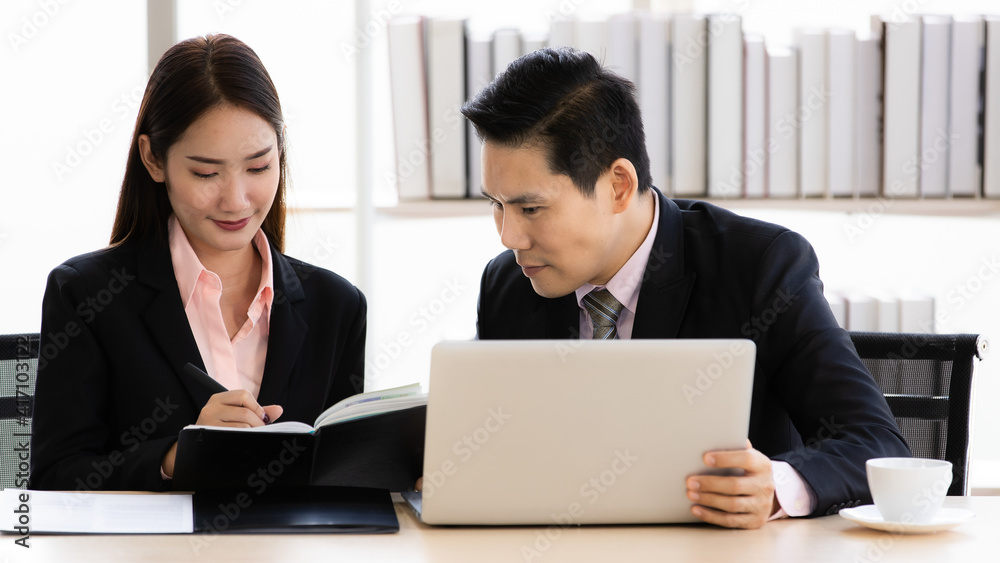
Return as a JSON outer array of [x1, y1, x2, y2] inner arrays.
[[137, 134, 166, 183], [608, 158, 639, 214]]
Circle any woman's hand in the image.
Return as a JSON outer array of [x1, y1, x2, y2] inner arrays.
[[195, 390, 283, 428], [161, 391, 283, 478]]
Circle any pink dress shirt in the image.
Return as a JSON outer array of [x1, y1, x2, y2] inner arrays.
[[574, 195, 816, 519], [168, 215, 274, 398]]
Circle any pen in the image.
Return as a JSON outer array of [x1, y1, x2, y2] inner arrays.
[[182, 362, 228, 394], [182, 363, 272, 424]]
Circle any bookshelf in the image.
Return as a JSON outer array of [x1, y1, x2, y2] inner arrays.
[[368, 197, 1000, 218]]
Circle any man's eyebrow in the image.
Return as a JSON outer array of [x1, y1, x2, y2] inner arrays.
[[480, 189, 545, 204], [185, 145, 273, 165]]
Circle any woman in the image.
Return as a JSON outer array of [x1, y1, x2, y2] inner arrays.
[[30, 34, 366, 491]]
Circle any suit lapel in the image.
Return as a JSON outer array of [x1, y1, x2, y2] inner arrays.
[[135, 240, 214, 408], [632, 190, 696, 339], [257, 247, 307, 406]]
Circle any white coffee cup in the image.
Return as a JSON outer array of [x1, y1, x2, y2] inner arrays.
[[866, 457, 953, 524]]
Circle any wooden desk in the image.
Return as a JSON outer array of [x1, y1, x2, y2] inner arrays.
[[8, 497, 998, 562]]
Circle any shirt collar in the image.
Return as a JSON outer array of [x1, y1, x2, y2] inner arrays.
[[167, 215, 275, 315], [575, 194, 660, 314]]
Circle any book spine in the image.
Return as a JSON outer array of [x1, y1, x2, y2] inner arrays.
[[388, 16, 431, 201], [882, 16, 922, 198], [874, 292, 900, 333], [898, 292, 935, 333], [826, 291, 847, 329], [855, 35, 882, 198], [608, 13, 638, 83], [827, 29, 856, 198], [766, 47, 799, 198], [576, 17, 610, 63], [639, 13, 672, 194], [492, 28, 522, 75], [948, 16, 985, 197], [919, 15, 952, 198], [522, 33, 547, 55], [983, 17, 1000, 198], [845, 293, 877, 331], [549, 17, 575, 48], [797, 29, 828, 198], [466, 33, 493, 198], [671, 14, 708, 197], [743, 34, 767, 199], [707, 14, 744, 198], [426, 18, 467, 199]]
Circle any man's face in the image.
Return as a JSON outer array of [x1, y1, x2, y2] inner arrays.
[[480, 142, 623, 298]]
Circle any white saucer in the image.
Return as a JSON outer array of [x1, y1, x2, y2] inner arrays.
[[840, 505, 976, 534]]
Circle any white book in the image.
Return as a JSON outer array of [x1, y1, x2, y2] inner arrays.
[[845, 293, 877, 331], [639, 13, 672, 194], [856, 36, 882, 198], [576, 17, 609, 63], [796, 29, 828, 198], [608, 13, 638, 83], [466, 33, 493, 198], [387, 15, 431, 201], [872, 291, 900, 332], [898, 291, 935, 333], [919, 15, 952, 198], [882, 16, 922, 198], [549, 17, 575, 48], [827, 29, 856, 198], [871, 290, 899, 332], [523, 32, 547, 55], [767, 47, 799, 198], [426, 18, 467, 199], [983, 17, 1000, 198], [948, 16, 984, 197], [743, 34, 766, 199], [707, 14, 744, 198], [671, 14, 707, 197], [492, 28, 522, 76], [826, 292, 847, 329]]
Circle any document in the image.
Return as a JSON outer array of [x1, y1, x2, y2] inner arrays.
[[1, 489, 193, 534], [1, 487, 399, 534]]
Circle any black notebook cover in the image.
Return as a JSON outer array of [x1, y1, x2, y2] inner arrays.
[[192, 486, 399, 533], [173, 405, 426, 492]]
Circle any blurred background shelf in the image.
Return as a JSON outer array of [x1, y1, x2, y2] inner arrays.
[[292, 197, 1000, 218]]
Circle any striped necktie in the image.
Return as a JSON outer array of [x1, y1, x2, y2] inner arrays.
[[582, 288, 625, 340]]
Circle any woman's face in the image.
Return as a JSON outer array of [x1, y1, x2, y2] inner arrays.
[[141, 104, 280, 260]]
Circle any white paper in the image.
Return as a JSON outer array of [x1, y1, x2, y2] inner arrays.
[[1, 489, 193, 534]]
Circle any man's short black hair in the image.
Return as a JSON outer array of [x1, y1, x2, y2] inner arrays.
[[461, 47, 652, 196]]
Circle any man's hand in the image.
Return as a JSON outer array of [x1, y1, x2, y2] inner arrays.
[[686, 440, 778, 529]]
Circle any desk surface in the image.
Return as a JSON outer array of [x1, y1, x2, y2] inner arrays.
[[7, 496, 998, 563]]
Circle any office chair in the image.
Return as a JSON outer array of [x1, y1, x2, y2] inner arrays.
[[849, 331, 987, 496], [0, 333, 39, 490]]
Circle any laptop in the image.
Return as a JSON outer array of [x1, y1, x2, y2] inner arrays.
[[410, 339, 756, 525]]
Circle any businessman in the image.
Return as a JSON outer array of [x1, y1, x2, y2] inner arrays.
[[462, 47, 910, 529]]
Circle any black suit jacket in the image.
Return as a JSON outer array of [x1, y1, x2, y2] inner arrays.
[[30, 238, 366, 491], [477, 189, 910, 517]]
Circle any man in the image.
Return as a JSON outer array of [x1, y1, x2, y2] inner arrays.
[[462, 47, 910, 529]]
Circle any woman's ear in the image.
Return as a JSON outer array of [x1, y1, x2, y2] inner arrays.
[[137, 134, 166, 183]]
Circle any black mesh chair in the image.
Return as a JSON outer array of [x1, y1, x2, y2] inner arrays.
[[0, 333, 39, 490], [849, 331, 987, 496]]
